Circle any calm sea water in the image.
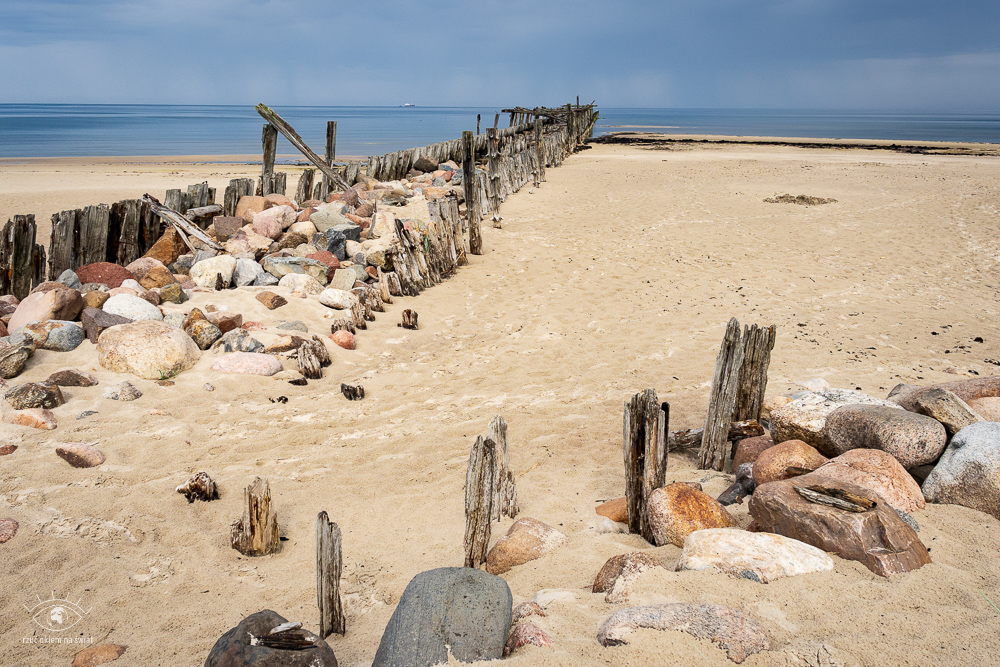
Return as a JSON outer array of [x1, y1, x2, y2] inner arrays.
[[1, 105, 998, 159]]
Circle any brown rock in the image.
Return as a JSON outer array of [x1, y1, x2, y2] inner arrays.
[[346, 213, 371, 228], [81, 307, 132, 344], [264, 193, 295, 209], [355, 202, 375, 218], [593, 551, 664, 602], [139, 265, 176, 290], [265, 335, 307, 354], [211, 216, 244, 242], [0, 444, 16, 455], [0, 517, 18, 543], [749, 475, 931, 576], [0, 295, 18, 306], [4, 382, 64, 410], [0, 321, 7, 337], [75, 262, 135, 289], [969, 397, 1000, 421], [270, 231, 309, 253], [822, 404, 947, 468], [913, 388, 984, 436], [143, 227, 188, 266], [732, 434, 775, 470], [3, 408, 57, 429], [645, 483, 737, 547], [256, 291, 287, 310], [125, 257, 166, 283], [8, 287, 83, 332], [206, 312, 243, 334], [365, 266, 378, 279], [182, 307, 208, 331], [329, 330, 355, 350], [306, 251, 340, 279], [297, 207, 317, 222], [752, 440, 828, 486], [47, 368, 98, 386], [595, 497, 628, 523], [485, 517, 567, 575], [56, 443, 106, 468], [503, 622, 552, 657], [71, 643, 127, 667], [235, 195, 267, 223], [511, 601, 547, 624], [82, 290, 110, 309], [139, 289, 161, 306], [812, 449, 925, 512]]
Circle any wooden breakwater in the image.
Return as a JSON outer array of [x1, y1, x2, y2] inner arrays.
[[0, 102, 598, 300]]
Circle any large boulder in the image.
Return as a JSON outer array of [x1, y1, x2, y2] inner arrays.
[[75, 262, 134, 289], [769, 388, 904, 456], [923, 421, 1000, 520], [97, 320, 200, 379], [597, 603, 770, 663], [822, 404, 947, 468], [204, 609, 337, 667], [189, 255, 238, 289], [912, 388, 984, 436], [103, 293, 163, 322], [812, 449, 925, 513], [486, 517, 567, 575], [372, 567, 511, 667], [752, 440, 827, 486], [8, 287, 83, 332], [235, 195, 268, 223], [749, 475, 931, 576], [890, 376, 1000, 415], [645, 483, 737, 547], [675, 528, 833, 583]]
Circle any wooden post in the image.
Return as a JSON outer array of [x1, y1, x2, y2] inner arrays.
[[255, 104, 353, 192], [488, 415, 518, 521], [464, 435, 496, 568], [734, 324, 776, 423], [486, 128, 501, 228], [476, 114, 481, 135], [698, 318, 745, 471], [534, 117, 546, 185], [623, 389, 668, 543], [261, 123, 278, 195], [224, 178, 255, 216], [399, 309, 418, 330], [295, 168, 316, 204], [493, 113, 500, 129], [320, 121, 338, 199], [316, 511, 345, 638], [9, 215, 37, 299], [230, 477, 280, 556], [462, 131, 482, 255]]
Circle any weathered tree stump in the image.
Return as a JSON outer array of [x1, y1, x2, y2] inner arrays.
[[377, 268, 394, 304], [230, 477, 279, 556], [298, 344, 322, 380], [464, 435, 497, 568], [341, 384, 364, 401], [316, 511, 345, 638], [623, 389, 668, 542], [487, 415, 518, 521], [330, 319, 355, 335], [399, 309, 418, 330], [698, 319, 745, 471]]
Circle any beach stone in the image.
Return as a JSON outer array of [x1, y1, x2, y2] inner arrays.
[[328, 269, 358, 292], [82, 308, 132, 344], [126, 257, 165, 283], [645, 482, 737, 547], [289, 220, 318, 237], [332, 223, 361, 243], [329, 330, 355, 350], [597, 603, 770, 663], [214, 329, 265, 354], [372, 567, 511, 667], [224, 227, 273, 257], [890, 377, 1000, 412], [188, 320, 222, 350], [913, 388, 984, 436], [263, 193, 295, 209], [276, 320, 308, 333], [969, 397, 1000, 421], [207, 312, 243, 334], [212, 352, 282, 376], [752, 440, 827, 486], [71, 643, 127, 667], [770, 388, 905, 456], [4, 382, 64, 410], [413, 155, 437, 173], [595, 497, 628, 523], [253, 206, 293, 239], [108, 286, 138, 298], [266, 335, 307, 354], [103, 380, 142, 401], [486, 517, 567, 575], [0, 444, 16, 455], [256, 291, 286, 310], [75, 262, 134, 289], [749, 475, 931, 576], [0, 344, 32, 378], [318, 288, 357, 310], [9, 287, 83, 332], [57, 269, 82, 290], [212, 216, 243, 242], [103, 293, 163, 322], [503, 622, 552, 657], [593, 552, 664, 602], [306, 251, 339, 276], [262, 256, 330, 285], [813, 449, 925, 512], [312, 229, 348, 260], [22, 320, 85, 351], [158, 283, 188, 304], [82, 290, 111, 309], [97, 320, 200, 379], [368, 211, 395, 239], [0, 517, 18, 543], [511, 601, 546, 624], [822, 404, 947, 468], [47, 368, 98, 387], [732, 434, 775, 470], [310, 204, 353, 233], [144, 227, 188, 266], [121, 278, 143, 293], [139, 265, 175, 290], [3, 408, 56, 429], [190, 255, 238, 289], [56, 443, 106, 467], [923, 421, 1000, 520], [235, 195, 268, 223], [278, 273, 325, 295], [204, 609, 337, 667], [676, 528, 834, 583], [170, 254, 195, 275], [233, 258, 266, 287], [140, 289, 161, 306]]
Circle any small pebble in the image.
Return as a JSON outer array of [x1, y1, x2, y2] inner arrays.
[[77, 410, 98, 420], [204, 383, 215, 392]]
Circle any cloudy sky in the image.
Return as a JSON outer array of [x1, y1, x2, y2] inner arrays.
[[2, 0, 998, 109]]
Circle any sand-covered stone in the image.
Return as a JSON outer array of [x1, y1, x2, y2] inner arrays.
[[71, 643, 126, 667], [204, 609, 337, 667], [770, 388, 904, 456], [676, 528, 834, 583], [595, 497, 628, 523], [329, 330, 355, 350], [262, 256, 330, 284], [256, 291, 287, 310], [47, 368, 98, 387], [190, 255, 237, 289], [97, 320, 200, 379], [0, 517, 18, 543], [211, 352, 282, 376], [278, 273, 325, 295], [0, 444, 17, 455], [646, 482, 737, 547], [752, 439, 827, 486], [923, 421, 1000, 520], [103, 381, 142, 401], [3, 408, 56, 429], [318, 288, 357, 310], [812, 449, 925, 512], [486, 517, 567, 575], [822, 404, 947, 468], [593, 551, 664, 602], [56, 443, 106, 468], [0, 343, 31, 378], [504, 622, 552, 656]]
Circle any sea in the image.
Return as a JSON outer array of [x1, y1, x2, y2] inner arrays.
[[1, 105, 999, 160]]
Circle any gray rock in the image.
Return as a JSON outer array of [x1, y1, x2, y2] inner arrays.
[[923, 421, 1000, 520], [22, 320, 84, 351], [348, 264, 369, 283], [372, 567, 512, 667], [913, 388, 984, 436], [103, 380, 142, 401], [276, 320, 308, 333], [451, 170, 463, 186], [170, 254, 195, 276], [120, 278, 143, 293], [57, 269, 82, 290], [214, 329, 265, 354], [204, 609, 338, 667], [331, 223, 361, 243], [822, 404, 947, 468], [234, 258, 265, 287], [328, 269, 359, 292], [770, 388, 905, 456], [431, 177, 446, 187], [312, 229, 347, 260], [0, 344, 31, 379], [261, 256, 330, 285], [194, 249, 218, 264], [254, 272, 279, 287], [4, 382, 64, 410], [162, 312, 185, 329], [310, 204, 352, 233]]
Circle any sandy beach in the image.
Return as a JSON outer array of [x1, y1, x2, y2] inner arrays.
[[2, 138, 1000, 666]]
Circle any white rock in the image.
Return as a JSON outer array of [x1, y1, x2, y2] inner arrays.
[[532, 589, 577, 607], [233, 258, 265, 287], [97, 320, 200, 379], [288, 220, 318, 237], [278, 273, 324, 295], [318, 288, 358, 310], [102, 293, 163, 321], [675, 528, 834, 583], [368, 210, 395, 239], [189, 255, 238, 289], [345, 240, 364, 257], [120, 278, 143, 292]]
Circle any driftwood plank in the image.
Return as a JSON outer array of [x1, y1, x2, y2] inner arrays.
[[698, 318, 745, 471], [224, 178, 255, 216], [142, 194, 223, 251], [623, 389, 668, 542], [10, 215, 38, 299], [230, 477, 280, 556], [669, 420, 765, 452], [487, 415, 518, 521], [464, 435, 496, 568], [255, 104, 352, 192], [316, 511, 345, 638]]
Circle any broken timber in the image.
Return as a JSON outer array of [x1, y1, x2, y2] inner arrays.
[[487, 415, 518, 521], [464, 435, 497, 568], [698, 318, 745, 471], [230, 476, 280, 556], [316, 510, 345, 638], [255, 104, 353, 192], [623, 389, 668, 543]]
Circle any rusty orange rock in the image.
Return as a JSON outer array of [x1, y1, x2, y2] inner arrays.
[[645, 483, 737, 547], [752, 439, 827, 486]]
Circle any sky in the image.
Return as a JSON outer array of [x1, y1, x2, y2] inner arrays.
[[1, 0, 999, 109]]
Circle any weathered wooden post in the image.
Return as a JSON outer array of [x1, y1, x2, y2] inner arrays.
[[493, 113, 500, 129], [8, 215, 37, 300], [533, 117, 546, 186], [230, 477, 280, 556], [260, 123, 278, 195], [698, 318, 745, 471], [316, 511, 345, 638], [295, 169, 316, 204], [400, 309, 418, 330], [462, 131, 483, 255], [224, 178, 255, 216], [623, 389, 668, 543], [486, 128, 502, 228], [319, 121, 338, 200], [255, 104, 352, 192], [487, 415, 518, 521], [476, 114, 481, 135], [464, 435, 496, 568], [730, 323, 776, 459]]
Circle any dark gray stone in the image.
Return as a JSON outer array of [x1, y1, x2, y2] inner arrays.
[[204, 609, 337, 667], [313, 229, 348, 260], [81, 307, 132, 344], [57, 269, 82, 290], [170, 254, 195, 276], [413, 155, 437, 173], [213, 329, 264, 354], [330, 223, 361, 243], [372, 567, 512, 667], [821, 404, 947, 468]]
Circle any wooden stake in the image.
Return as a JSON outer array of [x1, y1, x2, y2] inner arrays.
[[623, 389, 668, 542], [295, 169, 316, 204], [230, 477, 279, 556], [255, 104, 353, 192], [320, 120, 338, 198], [464, 435, 496, 568], [698, 318, 745, 471], [733, 324, 776, 422], [533, 117, 546, 185], [486, 128, 502, 227], [316, 511, 345, 638], [462, 131, 483, 255], [476, 114, 481, 135], [399, 309, 418, 330], [261, 123, 278, 195], [487, 415, 518, 521]]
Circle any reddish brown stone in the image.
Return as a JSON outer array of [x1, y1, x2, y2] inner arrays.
[[0, 518, 18, 543], [329, 330, 355, 350], [206, 312, 243, 334], [595, 497, 628, 523], [263, 193, 295, 209], [75, 262, 135, 289], [0, 444, 17, 455], [812, 449, 925, 512], [297, 207, 317, 222], [486, 518, 567, 575], [511, 601, 547, 624], [645, 483, 737, 547], [71, 643, 127, 667], [752, 439, 828, 486], [256, 291, 287, 310], [732, 433, 774, 470], [56, 443, 106, 468], [143, 228, 188, 266], [592, 551, 663, 600], [306, 251, 340, 279], [8, 287, 83, 331], [503, 622, 552, 657], [235, 195, 267, 223], [47, 368, 98, 387]]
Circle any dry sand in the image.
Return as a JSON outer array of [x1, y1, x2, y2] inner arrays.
[[2, 139, 1000, 666]]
